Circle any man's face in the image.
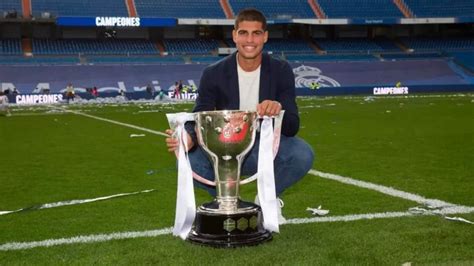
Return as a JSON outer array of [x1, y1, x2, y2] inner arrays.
[[232, 20, 268, 60]]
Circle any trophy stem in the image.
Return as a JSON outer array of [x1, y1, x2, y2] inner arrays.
[[215, 159, 240, 211]]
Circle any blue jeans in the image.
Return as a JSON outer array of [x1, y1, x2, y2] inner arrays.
[[188, 135, 315, 197]]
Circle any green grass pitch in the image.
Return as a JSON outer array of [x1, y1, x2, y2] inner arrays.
[[0, 94, 473, 264]]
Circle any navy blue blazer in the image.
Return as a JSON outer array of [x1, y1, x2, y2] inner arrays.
[[186, 52, 300, 144]]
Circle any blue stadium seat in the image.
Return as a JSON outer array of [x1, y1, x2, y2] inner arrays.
[[225, 38, 315, 54], [135, 0, 225, 18], [31, 0, 128, 17], [318, 0, 403, 18], [229, 0, 315, 19], [86, 55, 185, 65], [163, 39, 220, 55], [264, 39, 315, 53], [400, 37, 474, 52], [0, 39, 22, 55], [32, 39, 158, 55], [315, 38, 397, 53], [0, 0, 21, 13], [286, 54, 377, 62], [190, 56, 222, 63], [405, 0, 474, 18]]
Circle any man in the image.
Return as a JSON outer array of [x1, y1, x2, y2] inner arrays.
[[65, 83, 75, 103], [0, 91, 11, 117], [165, 8, 314, 223]]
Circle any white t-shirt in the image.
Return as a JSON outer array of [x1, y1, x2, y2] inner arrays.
[[238, 60, 260, 111]]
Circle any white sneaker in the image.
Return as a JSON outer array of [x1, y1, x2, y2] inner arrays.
[[254, 195, 287, 225], [277, 198, 287, 225]]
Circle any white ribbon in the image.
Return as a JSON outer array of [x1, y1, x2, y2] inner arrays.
[[257, 116, 280, 233], [240, 111, 284, 185], [166, 113, 196, 239]]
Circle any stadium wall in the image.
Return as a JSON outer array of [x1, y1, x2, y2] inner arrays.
[[1, 59, 473, 104]]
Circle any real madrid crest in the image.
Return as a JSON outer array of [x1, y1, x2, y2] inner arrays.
[[293, 65, 340, 89]]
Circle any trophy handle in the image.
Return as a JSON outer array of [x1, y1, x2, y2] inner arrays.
[[192, 171, 216, 186]]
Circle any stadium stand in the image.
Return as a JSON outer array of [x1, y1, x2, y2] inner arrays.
[[400, 37, 474, 52], [32, 39, 158, 55], [190, 56, 222, 64], [317, 0, 403, 18], [0, 39, 22, 55], [264, 39, 315, 53], [134, 0, 226, 18], [228, 0, 315, 19], [31, 0, 128, 17], [0, 0, 22, 17], [163, 39, 220, 55], [314, 38, 400, 53], [225, 38, 316, 54], [405, 0, 474, 18], [86, 55, 185, 65], [285, 54, 377, 62], [380, 53, 444, 60]]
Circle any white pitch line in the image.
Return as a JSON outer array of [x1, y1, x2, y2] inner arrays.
[[2, 206, 474, 251], [58, 107, 169, 137], [287, 205, 474, 225], [309, 170, 456, 208], [0, 189, 156, 216], [287, 211, 414, 224], [0, 227, 173, 251]]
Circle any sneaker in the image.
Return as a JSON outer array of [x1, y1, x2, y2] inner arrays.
[[254, 195, 287, 225], [277, 198, 287, 225]]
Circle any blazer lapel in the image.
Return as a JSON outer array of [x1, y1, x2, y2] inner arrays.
[[226, 52, 240, 110], [259, 53, 271, 102]]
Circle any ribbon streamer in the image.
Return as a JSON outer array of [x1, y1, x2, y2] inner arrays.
[[240, 111, 284, 185], [166, 113, 196, 239], [257, 116, 280, 233]]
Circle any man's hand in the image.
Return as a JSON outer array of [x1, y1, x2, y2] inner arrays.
[[165, 129, 194, 153], [257, 100, 282, 117]]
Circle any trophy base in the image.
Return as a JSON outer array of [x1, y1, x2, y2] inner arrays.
[[187, 200, 272, 248]]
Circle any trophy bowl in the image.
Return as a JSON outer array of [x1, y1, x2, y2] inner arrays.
[[187, 110, 272, 247]]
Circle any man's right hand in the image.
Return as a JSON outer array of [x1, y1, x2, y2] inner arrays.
[[165, 129, 194, 153]]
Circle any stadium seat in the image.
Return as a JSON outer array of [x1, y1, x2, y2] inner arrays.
[[0, 0, 21, 17], [400, 37, 474, 52], [229, 0, 315, 19], [318, 0, 403, 18], [163, 39, 220, 55], [134, 0, 225, 18], [0, 39, 22, 55], [31, 0, 128, 17], [314, 38, 399, 53], [405, 0, 474, 18]]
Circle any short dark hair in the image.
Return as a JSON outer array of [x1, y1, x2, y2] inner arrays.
[[234, 8, 267, 31]]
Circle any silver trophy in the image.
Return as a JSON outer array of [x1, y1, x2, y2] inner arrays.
[[187, 110, 272, 247]]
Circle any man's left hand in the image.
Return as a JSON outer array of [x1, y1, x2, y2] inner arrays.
[[257, 100, 282, 117]]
